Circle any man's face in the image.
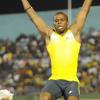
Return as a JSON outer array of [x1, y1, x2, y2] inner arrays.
[[54, 14, 68, 34]]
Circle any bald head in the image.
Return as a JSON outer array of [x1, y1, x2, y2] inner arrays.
[[53, 12, 69, 34], [54, 12, 68, 22]]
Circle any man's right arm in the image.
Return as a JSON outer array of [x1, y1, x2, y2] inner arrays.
[[21, 0, 53, 37]]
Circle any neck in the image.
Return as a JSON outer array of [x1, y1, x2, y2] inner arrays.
[[57, 30, 68, 36]]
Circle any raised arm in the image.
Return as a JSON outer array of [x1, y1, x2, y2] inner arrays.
[[69, 0, 93, 36], [21, 0, 53, 37]]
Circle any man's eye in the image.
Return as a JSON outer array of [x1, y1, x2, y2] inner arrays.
[[61, 19, 65, 21], [55, 20, 58, 22]]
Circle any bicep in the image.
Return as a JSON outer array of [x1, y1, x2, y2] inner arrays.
[[26, 10, 53, 37], [69, 12, 86, 36]]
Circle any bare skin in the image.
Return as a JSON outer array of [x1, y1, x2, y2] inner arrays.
[[21, 0, 93, 100]]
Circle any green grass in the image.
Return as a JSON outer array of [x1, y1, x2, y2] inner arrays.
[[80, 93, 100, 99], [13, 93, 100, 100]]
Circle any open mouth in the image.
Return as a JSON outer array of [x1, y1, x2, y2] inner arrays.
[[58, 26, 63, 29]]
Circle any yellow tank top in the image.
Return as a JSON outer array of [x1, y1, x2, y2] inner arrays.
[[46, 30, 81, 82]]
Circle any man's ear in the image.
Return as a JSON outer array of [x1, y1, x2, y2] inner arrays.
[[67, 21, 71, 28]]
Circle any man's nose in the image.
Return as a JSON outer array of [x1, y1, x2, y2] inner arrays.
[[58, 20, 61, 24]]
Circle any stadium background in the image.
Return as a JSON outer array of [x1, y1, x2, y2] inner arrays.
[[0, 0, 100, 100]]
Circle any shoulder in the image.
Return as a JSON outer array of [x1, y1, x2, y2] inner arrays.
[[45, 31, 59, 44], [65, 29, 81, 42]]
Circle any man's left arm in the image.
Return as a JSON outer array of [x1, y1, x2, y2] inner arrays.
[[69, 0, 93, 36]]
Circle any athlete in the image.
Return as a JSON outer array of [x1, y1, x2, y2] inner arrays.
[[21, 0, 93, 100]]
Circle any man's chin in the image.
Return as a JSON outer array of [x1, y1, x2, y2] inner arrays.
[[57, 29, 64, 34]]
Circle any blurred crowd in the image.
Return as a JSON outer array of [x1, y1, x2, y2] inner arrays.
[[0, 27, 100, 95]]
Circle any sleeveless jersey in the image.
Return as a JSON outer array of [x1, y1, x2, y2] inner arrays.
[[46, 30, 81, 82]]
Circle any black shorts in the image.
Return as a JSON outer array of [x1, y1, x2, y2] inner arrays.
[[41, 80, 79, 100]]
